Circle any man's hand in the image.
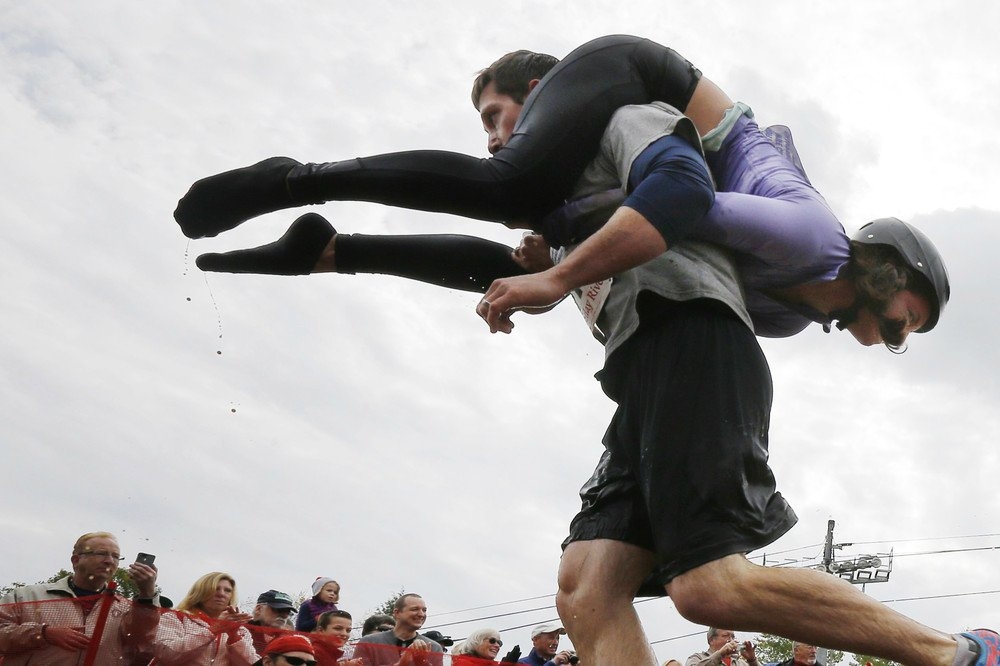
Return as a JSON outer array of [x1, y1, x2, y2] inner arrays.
[[476, 271, 568, 333], [126, 562, 158, 599], [552, 650, 575, 665], [740, 642, 758, 664], [512, 233, 554, 273], [43, 625, 90, 651], [712, 640, 740, 662], [397, 640, 434, 666]]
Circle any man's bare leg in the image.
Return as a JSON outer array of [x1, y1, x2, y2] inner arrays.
[[667, 554, 957, 666], [557, 539, 659, 666]]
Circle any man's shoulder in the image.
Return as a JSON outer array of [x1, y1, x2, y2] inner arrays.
[[609, 100, 684, 120], [604, 101, 698, 146], [1, 578, 73, 603], [685, 651, 711, 666], [579, 100, 702, 197], [517, 649, 545, 665]]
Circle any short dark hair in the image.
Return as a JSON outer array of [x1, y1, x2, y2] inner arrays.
[[394, 593, 422, 613], [316, 609, 352, 630], [471, 50, 559, 108], [362, 613, 394, 636]]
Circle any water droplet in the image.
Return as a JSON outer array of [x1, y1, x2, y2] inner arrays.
[[231, 408, 237, 413], [217, 350, 222, 355], [186, 297, 192, 302]]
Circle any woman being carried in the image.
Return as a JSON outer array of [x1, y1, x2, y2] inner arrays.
[[190, 40, 948, 349]]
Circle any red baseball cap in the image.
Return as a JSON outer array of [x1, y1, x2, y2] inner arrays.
[[263, 634, 315, 656]]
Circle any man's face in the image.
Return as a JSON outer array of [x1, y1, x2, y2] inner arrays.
[[846, 289, 929, 347], [254, 603, 293, 628], [477, 81, 524, 155], [793, 643, 817, 666], [532, 631, 561, 659], [708, 630, 736, 653], [70, 536, 120, 589], [393, 596, 427, 632]]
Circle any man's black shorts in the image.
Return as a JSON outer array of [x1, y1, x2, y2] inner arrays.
[[563, 297, 797, 588]]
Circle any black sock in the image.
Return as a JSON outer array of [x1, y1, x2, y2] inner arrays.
[[175, 157, 300, 239], [196, 213, 335, 275]]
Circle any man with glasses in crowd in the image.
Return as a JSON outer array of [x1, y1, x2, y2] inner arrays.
[[687, 628, 760, 666], [249, 589, 298, 654], [0, 530, 160, 664]]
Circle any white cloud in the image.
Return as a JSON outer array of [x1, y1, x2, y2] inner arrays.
[[2, 1, 999, 661]]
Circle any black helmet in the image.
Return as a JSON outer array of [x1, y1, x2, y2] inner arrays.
[[852, 218, 950, 332]]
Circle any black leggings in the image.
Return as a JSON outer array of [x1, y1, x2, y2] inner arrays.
[[335, 233, 526, 293], [292, 35, 701, 223]]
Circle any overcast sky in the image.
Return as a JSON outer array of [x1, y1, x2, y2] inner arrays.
[[2, 1, 999, 662]]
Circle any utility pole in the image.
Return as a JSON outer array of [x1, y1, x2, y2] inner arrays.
[[813, 519, 894, 666], [822, 519, 836, 572]]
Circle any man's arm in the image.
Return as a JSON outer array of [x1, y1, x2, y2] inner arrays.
[[477, 205, 667, 333], [476, 120, 714, 333], [120, 561, 161, 647]]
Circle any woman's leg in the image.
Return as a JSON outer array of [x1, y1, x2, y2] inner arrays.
[[196, 213, 526, 293], [176, 36, 710, 239]]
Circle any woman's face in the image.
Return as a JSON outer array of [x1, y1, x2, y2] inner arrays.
[[319, 582, 340, 604], [201, 579, 234, 617], [476, 635, 503, 660], [317, 616, 352, 646], [847, 289, 930, 347]]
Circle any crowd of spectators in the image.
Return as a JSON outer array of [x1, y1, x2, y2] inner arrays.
[[2, 533, 822, 666], [0, 531, 574, 666]]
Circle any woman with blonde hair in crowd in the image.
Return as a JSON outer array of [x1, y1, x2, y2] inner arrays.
[[154, 571, 259, 665], [451, 628, 506, 664]]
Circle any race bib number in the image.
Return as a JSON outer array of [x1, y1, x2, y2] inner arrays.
[[570, 278, 612, 332]]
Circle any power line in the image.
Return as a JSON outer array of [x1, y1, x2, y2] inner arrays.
[[749, 532, 1000, 564], [840, 533, 1000, 547], [891, 545, 1000, 558], [775, 543, 1000, 570], [432, 588, 1000, 648], [877, 589, 1000, 604], [421, 537, 1000, 639], [434, 593, 555, 618], [639, 589, 1000, 648]]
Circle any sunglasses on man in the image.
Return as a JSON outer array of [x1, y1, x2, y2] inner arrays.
[[276, 656, 316, 666]]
